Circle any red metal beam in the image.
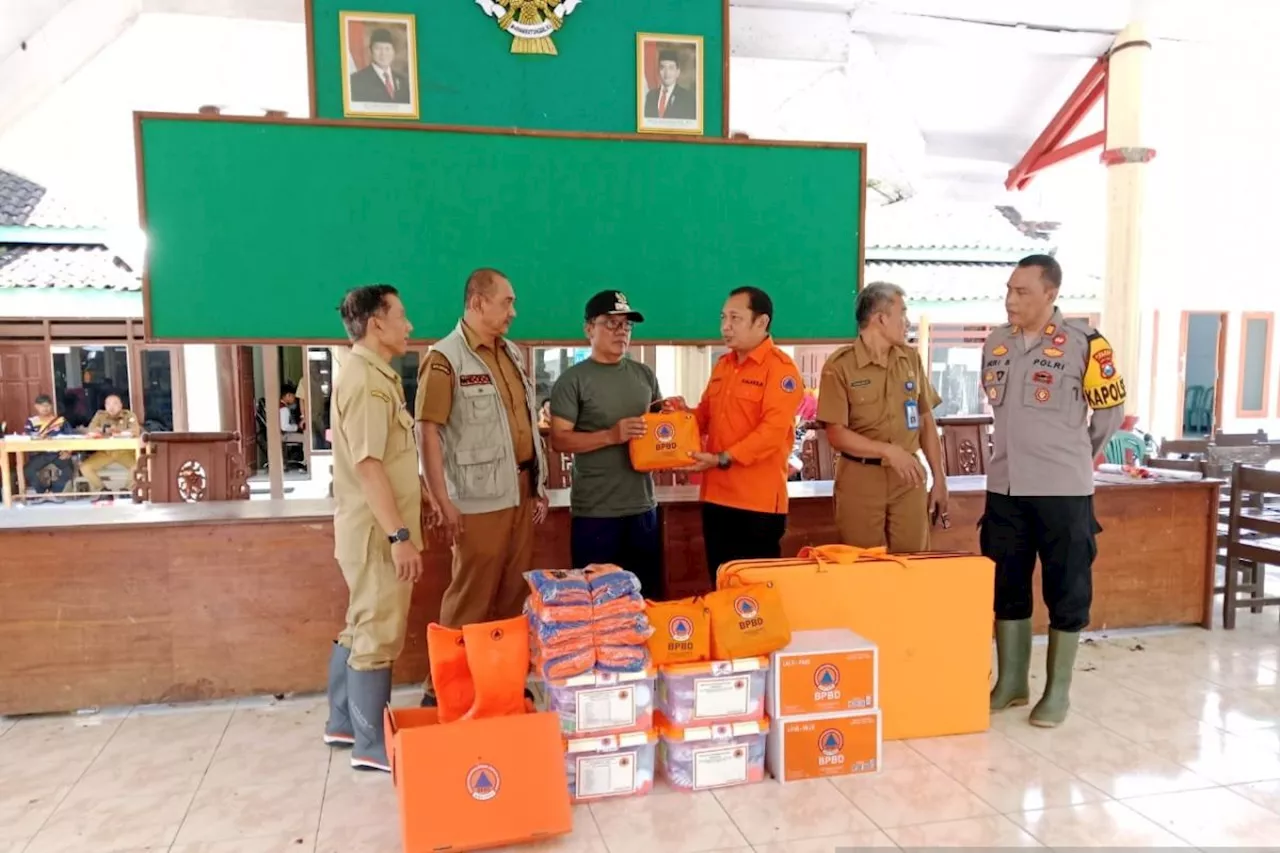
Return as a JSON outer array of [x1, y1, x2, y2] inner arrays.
[[1032, 130, 1106, 172], [1005, 57, 1109, 191]]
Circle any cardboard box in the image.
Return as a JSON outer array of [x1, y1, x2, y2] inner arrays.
[[766, 709, 881, 783], [385, 707, 572, 852], [770, 629, 878, 718]]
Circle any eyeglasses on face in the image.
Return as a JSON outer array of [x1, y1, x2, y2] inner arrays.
[[596, 317, 633, 332]]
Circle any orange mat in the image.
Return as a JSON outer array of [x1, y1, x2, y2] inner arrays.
[[717, 545, 994, 741]]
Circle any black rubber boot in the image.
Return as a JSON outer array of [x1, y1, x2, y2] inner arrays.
[[323, 642, 354, 747], [1030, 629, 1079, 728], [989, 618, 1032, 711], [347, 667, 393, 772]]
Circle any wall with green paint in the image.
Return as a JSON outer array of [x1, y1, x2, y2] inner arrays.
[[138, 117, 863, 342], [309, 0, 726, 136]]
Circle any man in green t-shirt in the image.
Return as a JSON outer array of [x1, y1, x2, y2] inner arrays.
[[548, 291, 666, 595]]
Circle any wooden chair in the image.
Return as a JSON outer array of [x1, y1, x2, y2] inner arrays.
[[1214, 429, 1269, 447], [1223, 465, 1280, 628], [1159, 437, 1209, 459]]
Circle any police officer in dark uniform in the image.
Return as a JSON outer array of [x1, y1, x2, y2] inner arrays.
[[981, 255, 1125, 728]]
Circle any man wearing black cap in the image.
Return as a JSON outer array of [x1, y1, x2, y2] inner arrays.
[[548, 291, 666, 593], [644, 49, 697, 121], [349, 28, 411, 104]]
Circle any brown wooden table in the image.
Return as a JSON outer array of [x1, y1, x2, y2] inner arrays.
[[0, 476, 1220, 716], [0, 436, 143, 507]]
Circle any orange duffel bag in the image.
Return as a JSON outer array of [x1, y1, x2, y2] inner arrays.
[[703, 582, 792, 660], [644, 598, 711, 666], [716, 545, 994, 741], [629, 412, 700, 472]]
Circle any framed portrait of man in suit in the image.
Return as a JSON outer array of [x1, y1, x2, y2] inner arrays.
[[340, 11, 419, 120], [636, 34, 704, 136]]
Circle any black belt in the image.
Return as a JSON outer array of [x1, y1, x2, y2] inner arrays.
[[841, 453, 881, 466]]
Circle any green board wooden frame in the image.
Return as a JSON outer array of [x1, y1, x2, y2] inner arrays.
[[135, 112, 865, 344], [304, 0, 731, 138]]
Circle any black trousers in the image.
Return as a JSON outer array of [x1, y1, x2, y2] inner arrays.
[[979, 492, 1101, 632], [702, 502, 788, 586], [570, 509, 663, 598], [25, 452, 74, 494]]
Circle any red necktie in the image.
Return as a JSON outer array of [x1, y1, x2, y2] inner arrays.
[[383, 72, 395, 98], [658, 89, 669, 118]]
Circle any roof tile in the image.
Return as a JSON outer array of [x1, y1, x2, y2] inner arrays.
[[0, 244, 139, 291], [866, 260, 1099, 303], [0, 167, 104, 227]]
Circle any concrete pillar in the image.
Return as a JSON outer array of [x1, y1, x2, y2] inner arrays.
[[1101, 22, 1155, 419]]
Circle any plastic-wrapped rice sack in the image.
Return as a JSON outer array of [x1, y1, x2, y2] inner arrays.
[[593, 614, 655, 647], [528, 601, 594, 626], [657, 718, 769, 791], [530, 616, 593, 646], [563, 730, 656, 802], [543, 669, 655, 735], [524, 569, 591, 607], [583, 565, 643, 604], [592, 593, 645, 621], [534, 645, 596, 681], [596, 645, 649, 673], [657, 658, 770, 725]]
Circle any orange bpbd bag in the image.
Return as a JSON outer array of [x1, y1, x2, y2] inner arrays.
[[644, 598, 711, 666], [704, 583, 792, 660], [629, 412, 700, 472]]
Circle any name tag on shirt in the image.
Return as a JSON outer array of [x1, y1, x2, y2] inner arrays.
[[904, 399, 920, 430]]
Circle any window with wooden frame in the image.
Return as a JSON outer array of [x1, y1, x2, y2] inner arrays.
[[1237, 312, 1274, 418]]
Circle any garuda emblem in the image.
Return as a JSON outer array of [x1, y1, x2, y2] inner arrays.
[[475, 0, 583, 56]]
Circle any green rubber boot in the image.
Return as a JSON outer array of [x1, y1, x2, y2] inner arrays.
[[989, 618, 1032, 711], [1030, 629, 1080, 728]]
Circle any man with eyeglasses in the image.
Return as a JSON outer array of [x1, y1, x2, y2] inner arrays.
[[548, 291, 666, 594]]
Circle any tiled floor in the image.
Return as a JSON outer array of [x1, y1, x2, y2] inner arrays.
[[2, 611, 1278, 853]]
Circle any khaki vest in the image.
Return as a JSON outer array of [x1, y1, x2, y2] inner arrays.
[[431, 322, 546, 514]]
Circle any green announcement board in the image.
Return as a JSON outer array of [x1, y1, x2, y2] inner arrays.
[[137, 115, 864, 342], [308, 0, 727, 136]]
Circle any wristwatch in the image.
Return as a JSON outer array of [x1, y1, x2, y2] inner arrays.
[[387, 527, 411, 544], [716, 452, 732, 470]]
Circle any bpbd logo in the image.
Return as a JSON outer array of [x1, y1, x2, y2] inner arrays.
[[818, 728, 846, 767], [654, 420, 677, 451], [734, 595, 764, 631], [667, 615, 695, 652], [813, 663, 842, 702], [466, 763, 500, 801]]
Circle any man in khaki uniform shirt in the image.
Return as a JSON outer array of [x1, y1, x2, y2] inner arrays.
[[983, 255, 1124, 729], [81, 394, 141, 503], [818, 283, 947, 552], [416, 268, 548, 706], [324, 284, 423, 773]]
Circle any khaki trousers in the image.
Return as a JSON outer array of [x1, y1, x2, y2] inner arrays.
[[337, 533, 414, 672], [423, 477, 535, 696], [834, 459, 930, 553], [80, 450, 137, 491]]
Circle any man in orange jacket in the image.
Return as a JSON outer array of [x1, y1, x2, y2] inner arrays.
[[685, 287, 804, 584]]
